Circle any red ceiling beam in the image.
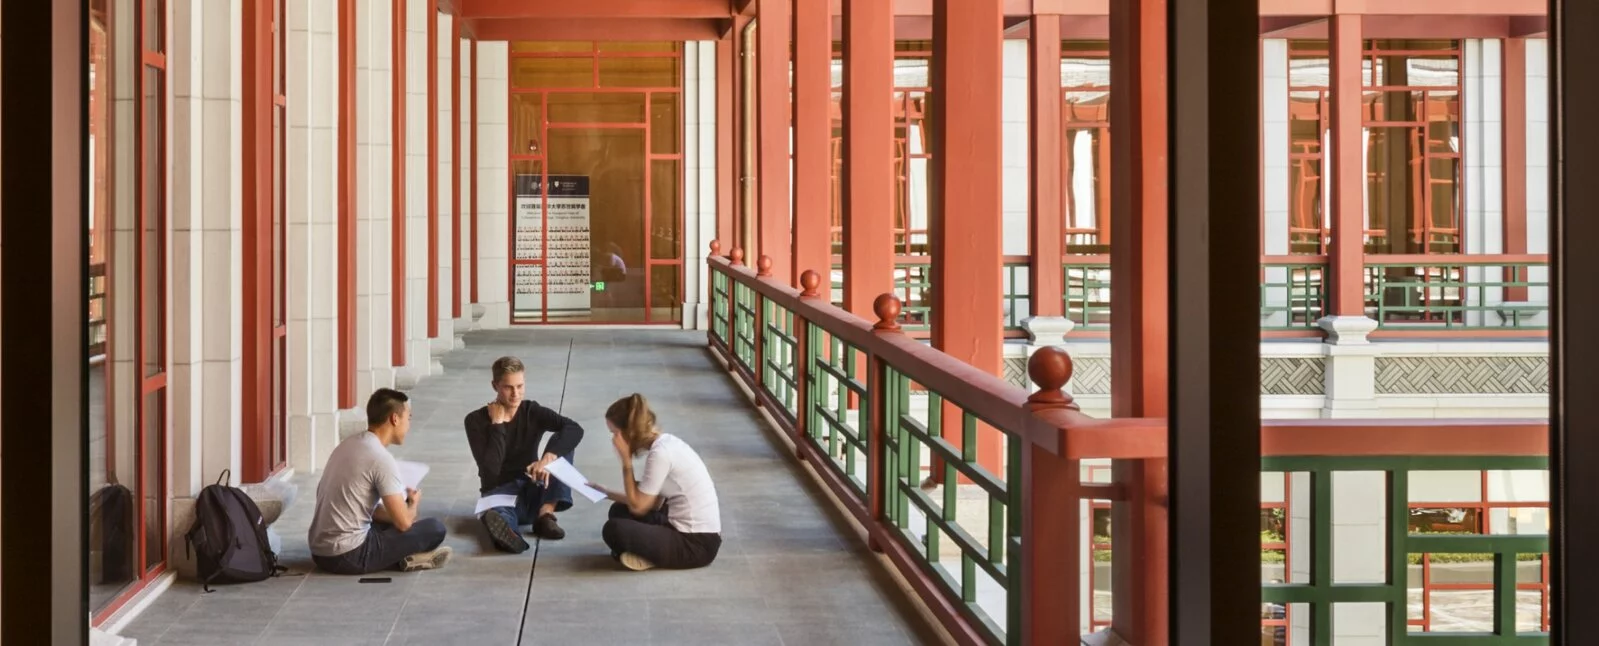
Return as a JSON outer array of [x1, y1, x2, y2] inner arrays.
[[459, 0, 735, 19], [1263, 0, 1544, 16], [468, 17, 727, 41]]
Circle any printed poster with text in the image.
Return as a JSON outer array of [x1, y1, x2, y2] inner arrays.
[[513, 174, 592, 317]]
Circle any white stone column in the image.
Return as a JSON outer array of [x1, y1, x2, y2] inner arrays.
[[433, 12, 458, 353], [476, 41, 511, 328], [1526, 39, 1550, 319], [1463, 39, 1505, 325], [198, 0, 245, 484], [684, 42, 717, 330], [355, 0, 394, 396], [457, 37, 477, 330], [1001, 40, 1030, 259], [168, 0, 206, 499], [397, 0, 430, 387], [1262, 39, 1291, 328], [285, 0, 341, 472]]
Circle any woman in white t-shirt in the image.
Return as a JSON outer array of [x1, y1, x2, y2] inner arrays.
[[588, 393, 722, 571]]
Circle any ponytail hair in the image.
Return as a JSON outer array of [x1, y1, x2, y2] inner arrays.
[[605, 393, 658, 455]]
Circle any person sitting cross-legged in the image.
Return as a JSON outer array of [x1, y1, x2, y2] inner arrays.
[[589, 393, 722, 571], [464, 356, 585, 553], [308, 388, 451, 574]]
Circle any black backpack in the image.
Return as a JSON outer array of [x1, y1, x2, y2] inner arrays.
[[185, 470, 286, 591]]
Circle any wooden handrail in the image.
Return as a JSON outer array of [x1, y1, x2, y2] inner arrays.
[[1364, 253, 1549, 265]]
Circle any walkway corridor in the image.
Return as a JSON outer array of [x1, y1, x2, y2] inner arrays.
[[120, 330, 937, 646]]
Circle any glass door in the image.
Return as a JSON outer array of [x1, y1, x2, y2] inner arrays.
[[507, 42, 684, 324]]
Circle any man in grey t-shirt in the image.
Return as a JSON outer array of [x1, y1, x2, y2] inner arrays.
[[308, 388, 450, 574]]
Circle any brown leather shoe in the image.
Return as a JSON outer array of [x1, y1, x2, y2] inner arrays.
[[532, 513, 566, 540]]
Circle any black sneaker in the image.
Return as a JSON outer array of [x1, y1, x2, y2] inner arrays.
[[532, 513, 566, 540], [481, 511, 529, 553]]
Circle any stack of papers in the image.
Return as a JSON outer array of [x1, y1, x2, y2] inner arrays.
[[473, 457, 609, 515]]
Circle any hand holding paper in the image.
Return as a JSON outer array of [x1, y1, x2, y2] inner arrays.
[[544, 457, 608, 503], [395, 460, 430, 491]]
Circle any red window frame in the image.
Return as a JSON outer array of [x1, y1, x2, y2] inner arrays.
[[1360, 40, 1465, 255], [93, 0, 171, 625], [1286, 42, 1331, 256], [1060, 41, 1111, 254], [504, 42, 686, 326]]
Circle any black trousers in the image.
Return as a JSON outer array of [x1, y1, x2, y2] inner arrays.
[[313, 518, 447, 575], [600, 502, 721, 570]]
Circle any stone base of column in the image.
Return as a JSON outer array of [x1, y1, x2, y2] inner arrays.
[[453, 333, 466, 350], [338, 407, 367, 441], [394, 364, 424, 390], [1022, 315, 1076, 347], [1316, 315, 1378, 345], [479, 302, 510, 329]]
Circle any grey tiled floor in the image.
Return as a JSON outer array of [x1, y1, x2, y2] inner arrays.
[[122, 329, 938, 646]]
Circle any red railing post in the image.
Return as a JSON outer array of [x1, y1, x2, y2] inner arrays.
[[865, 293, 902, 553], [708, 240, 723, 350], [794, 269, 823, 459], [1023, 347, 1083, 643], [731, 248, 744, 361], [754, 255, 774, 401]]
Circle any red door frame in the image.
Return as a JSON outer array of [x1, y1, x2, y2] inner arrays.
[[505, 44, 686, 326], [93, 0, 171, 625]]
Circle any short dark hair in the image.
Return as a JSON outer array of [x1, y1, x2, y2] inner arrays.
[[366, 388, 410, 427], [491, 356, 525, 384]]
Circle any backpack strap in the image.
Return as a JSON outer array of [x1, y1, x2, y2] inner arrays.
[[215, 469, 232, 487]]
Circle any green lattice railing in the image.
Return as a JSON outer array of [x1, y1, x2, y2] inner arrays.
[[1259, 454, 1548, 644], [1364, 256, 1548, 330]]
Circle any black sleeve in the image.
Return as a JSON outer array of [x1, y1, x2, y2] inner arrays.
[[521, 401, 585, 458], [463, 408, 507, 493]]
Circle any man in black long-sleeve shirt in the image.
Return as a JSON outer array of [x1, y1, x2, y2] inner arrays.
[[464, 356, 585, 553]]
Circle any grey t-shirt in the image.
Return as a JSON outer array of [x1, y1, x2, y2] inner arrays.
[[308, 431, 404, 557]]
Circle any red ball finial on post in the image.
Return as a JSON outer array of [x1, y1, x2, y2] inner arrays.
[[710, 239, 722, 256], [1025, 346, 1078, 411], [799, 270, 821, 298], [757, 255, 773, 277], [872, 294, 902, 331], [731, 248, 745, 266]]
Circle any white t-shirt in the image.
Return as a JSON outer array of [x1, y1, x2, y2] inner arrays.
[[308, 431, 404, 557], [636, 433, 721, 534]]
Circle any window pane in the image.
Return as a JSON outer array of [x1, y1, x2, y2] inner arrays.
[[546, 92, 646, 124], [511, 93, 544, 155], [512, 56, 592, 89], [143, 0, 164, 53], [510, 41, 593, 54], [142, 66, 165, 378], [598, 41, 678, 54], [143, 391, 167, 572], [650, 159, 681, 260], [598, 57, 680, 89], [650, 92, 679, 155], [649, 263, 682, 321]]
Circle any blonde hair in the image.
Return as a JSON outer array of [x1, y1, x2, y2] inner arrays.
[[605, 393, 659, 455]]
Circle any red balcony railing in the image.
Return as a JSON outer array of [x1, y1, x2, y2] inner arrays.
[[707, 241, 1550, 645]]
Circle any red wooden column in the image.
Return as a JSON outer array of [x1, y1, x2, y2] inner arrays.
[[338, 0, 357, 408], [427, 0, 439, 338], [930, 0, 1004, 472], [1029, 13, 1065, 318], [716, 39, 737, 253], [841, 0, 895, 316], [1108, 0, 1169, 641], [757, 0, 793, 285], [1327, 14, 1363, 317], [791, 0, 832, 281], [391, 0, 408, 365], [451, 14, 463, 318], [1502, 38, 1528, 302], [243, 0, 275, 481]]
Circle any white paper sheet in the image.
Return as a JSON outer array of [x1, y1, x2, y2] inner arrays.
[[395, 460, 429, 490], [474, 494, 519, 515], [545, 457, 608, 503]]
